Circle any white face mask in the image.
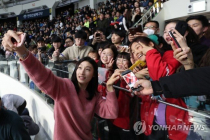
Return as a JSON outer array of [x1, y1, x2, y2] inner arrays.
[[143, 29, 155, 36]]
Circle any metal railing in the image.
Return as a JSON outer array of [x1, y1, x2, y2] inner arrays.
[[132, 1, 163, 28]]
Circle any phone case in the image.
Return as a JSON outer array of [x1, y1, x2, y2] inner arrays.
[[168, 31, 181, 49], [175, 21, 188, 36], [129, 60, 146, 70]]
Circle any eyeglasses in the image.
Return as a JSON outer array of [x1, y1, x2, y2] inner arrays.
[[144, 26, 157, 29]]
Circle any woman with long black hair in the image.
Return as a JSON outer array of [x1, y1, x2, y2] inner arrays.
[[2, 30, 121, 140]]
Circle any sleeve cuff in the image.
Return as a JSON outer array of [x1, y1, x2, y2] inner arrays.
[[151, 81, 163, 96], [106, 90, 117, 100]]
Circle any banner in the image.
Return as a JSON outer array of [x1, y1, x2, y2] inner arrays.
[[18, 9, 50, 21]]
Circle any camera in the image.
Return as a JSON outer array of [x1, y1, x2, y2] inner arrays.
[[96, 33, 100, 37], [38, 46, 47, 52]]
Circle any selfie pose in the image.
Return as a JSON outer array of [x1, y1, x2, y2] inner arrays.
[[2, 30, 120, 140]]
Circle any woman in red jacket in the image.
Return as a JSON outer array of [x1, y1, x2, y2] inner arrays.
[[107, 52, 135, 140], [130, 36, 191, 140], [97, 44, 118, 97]]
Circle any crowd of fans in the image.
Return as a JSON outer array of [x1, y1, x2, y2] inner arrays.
[[1, 0, 210, 139]]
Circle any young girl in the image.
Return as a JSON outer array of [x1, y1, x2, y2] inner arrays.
[[97, 44, 118, 70], [163, 20, 209, 66], [2, 30, 121, 140], [97, 44, 118, 99], [130, 36, 191, 140], [107, 52, 134, 140]]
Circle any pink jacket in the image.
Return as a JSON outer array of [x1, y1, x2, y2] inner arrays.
[[20, 52, 119, 140]]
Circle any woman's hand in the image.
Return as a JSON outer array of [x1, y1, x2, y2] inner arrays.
[[171, 29, 189, 49], [134, 32, 147, 38], [105, 58, 114, 70], [135, 68, 149, 79], [2, 30, 28, 60], [2, 30, 21, 51], [106, 70, 122, 92], [132, 79, 153, 96], [171, 29, 194, 70]]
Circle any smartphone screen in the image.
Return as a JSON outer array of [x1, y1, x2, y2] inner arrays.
[[122, 70, 139, 91]]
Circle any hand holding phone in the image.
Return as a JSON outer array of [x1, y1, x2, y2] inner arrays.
[[11, 33, 26, 47], [121, 70, 142, 91], [129, 26, 143, 35]]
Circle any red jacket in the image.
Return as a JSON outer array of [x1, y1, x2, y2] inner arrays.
[[139, 49, 191, 140], [110, 79, 133, 130]]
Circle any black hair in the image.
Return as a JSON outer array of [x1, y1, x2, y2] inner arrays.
[[75, 30, 87, 40], [116, 52, 132, 67], [186, 15, 209, 27], [88, 50, 99, 59], [71, 57, 98, 100], [102, 44, 118, 60], [45, 39, 51, 44], [32, 45, 37, 50], [98, 44, 118, 69], [130, 36, 158, 51], [116, 10, 123, 14], [112, 29, 125, 38], [144, 20, 159, 28], [94, 28, 105, 35], [96, 41, 110, 52], [52, 36, 62, 43], [156, 35, 172, 52], [51, 34, 57, 40], [65, 37, 74, 42], [82, 27, 91, 35]]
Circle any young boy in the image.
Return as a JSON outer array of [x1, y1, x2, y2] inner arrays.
[[88, 50, 99, 62]]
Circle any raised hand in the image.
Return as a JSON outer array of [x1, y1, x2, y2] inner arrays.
[[171, 29, 194, 70], [105, 58, 114, 70], [135, 68, 149, 79], [106, 70, 123, 92], [2, 30, 28, 60], [52, 49, 60, 57], [2, 30, 22, 52]]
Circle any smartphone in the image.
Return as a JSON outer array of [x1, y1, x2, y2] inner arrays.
[[168, 31, 181, 49], [11, 33, 26, 47], [129, 26, 142, 35], [129, 60, 146, 71], [121, 70, 141, 91], [175, 21, 188, 36]]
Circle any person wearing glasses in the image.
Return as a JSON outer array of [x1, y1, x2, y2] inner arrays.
[[64, 37, 74, 48], [128, 20, 160, 44], [143, 20, 160, 35]]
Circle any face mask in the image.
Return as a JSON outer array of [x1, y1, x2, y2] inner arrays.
[[143, 29, 155, 36]]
